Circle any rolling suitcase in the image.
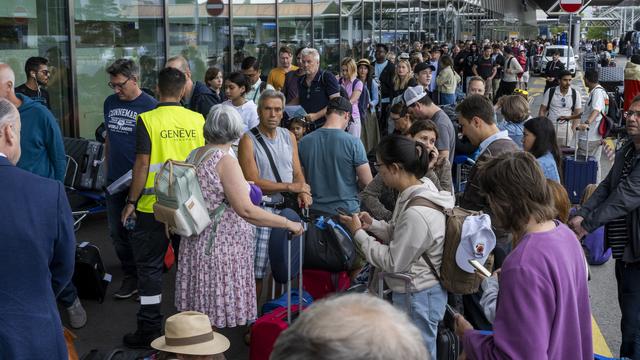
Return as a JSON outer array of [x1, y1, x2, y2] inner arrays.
[[64, 137, 89, 187], [249, 209, 305, 360], [72, 241, 112, 303], [302, 269, 350, 300], [563, 129, 598, 204], [79, 140, 107, 191], [64, 137, 106, 191]]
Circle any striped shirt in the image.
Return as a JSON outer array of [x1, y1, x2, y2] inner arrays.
[[606, 146, 637, 259]]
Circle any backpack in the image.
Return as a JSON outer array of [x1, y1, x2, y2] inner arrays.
[[546, 86, 577, 112], [355, 79, 370, 118], [406, 197, 495, 295], [303, 215, 357, 272], [153, 147, 221, 237], [592, 87, 620, 138]]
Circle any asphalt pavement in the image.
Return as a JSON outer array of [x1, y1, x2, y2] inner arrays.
[[68, 59, 628, 358]]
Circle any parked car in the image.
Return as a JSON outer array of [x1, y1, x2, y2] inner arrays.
[[539, 45, 578, 76]]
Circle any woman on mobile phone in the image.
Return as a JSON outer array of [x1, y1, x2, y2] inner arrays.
[[454, 152, 592, 359], [339, 135, 455, 360]]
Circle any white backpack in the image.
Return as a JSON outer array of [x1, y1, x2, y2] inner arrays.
[[153, 147, 221, 237]]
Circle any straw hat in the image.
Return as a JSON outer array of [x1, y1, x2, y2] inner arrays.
[[151, 312, 230, 355]]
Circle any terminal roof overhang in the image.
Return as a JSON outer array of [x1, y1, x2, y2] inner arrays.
[[531, 0, 631, 14]]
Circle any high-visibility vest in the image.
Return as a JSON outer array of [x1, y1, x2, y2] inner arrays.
[[137, 104, 205, 213]]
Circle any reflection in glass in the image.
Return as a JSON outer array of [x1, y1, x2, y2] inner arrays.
[[278, 0, 312, 58], [169, 0, 230, 88], [232, 0, 276, 75], [75, 0, 165, 138], [313, 0, 340, 72], [0, 0, 72, 134]]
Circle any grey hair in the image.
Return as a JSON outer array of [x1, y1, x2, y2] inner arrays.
[[271, 294, 428, 360], [300, 48, 320, 63], [257, 89, 285, 111], [106, 58, 140, 79], [0, 98, 19, 128], [0, 63, 16, 88], [166, 55, 190, 73], [204, 104, 245, 144]]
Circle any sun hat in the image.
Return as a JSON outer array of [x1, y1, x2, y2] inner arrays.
[[403, 85, 427, 107], [455, 214, 497, 273], [151, 311, 230, 356]]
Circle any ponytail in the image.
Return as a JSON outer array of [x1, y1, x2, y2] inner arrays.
[[376, 135, 430, 179]]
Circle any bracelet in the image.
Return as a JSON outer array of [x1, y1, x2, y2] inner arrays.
[[285, 218, 289, 228], [126, 199, 137, 205]]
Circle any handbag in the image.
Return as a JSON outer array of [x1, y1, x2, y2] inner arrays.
[[250, 127, 301, 212], [303, 216, 356, 272]]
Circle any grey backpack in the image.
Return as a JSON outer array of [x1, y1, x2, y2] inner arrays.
[[153, 147, 220, 237]]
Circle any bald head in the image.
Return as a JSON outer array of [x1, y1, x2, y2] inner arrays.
[[165, 55, 190, 74], [0, 97, 21, 164]]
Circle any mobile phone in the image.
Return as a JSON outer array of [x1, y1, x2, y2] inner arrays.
[[468, 259, 492, 278], [445, 304, 458, 316], [336, 207, 350, 216]]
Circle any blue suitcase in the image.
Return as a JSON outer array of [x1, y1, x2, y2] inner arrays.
[[562, 131, 598, 204]]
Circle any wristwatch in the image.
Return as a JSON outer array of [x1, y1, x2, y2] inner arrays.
[[126, 198, 137, 205]]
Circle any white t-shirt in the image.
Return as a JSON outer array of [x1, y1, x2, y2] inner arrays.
[[222, 99, 259, 133], [579, 86, 607, 141], [542, 86, 582, 122]]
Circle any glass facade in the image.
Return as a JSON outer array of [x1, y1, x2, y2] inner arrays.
[[1, 0, 527, 138]]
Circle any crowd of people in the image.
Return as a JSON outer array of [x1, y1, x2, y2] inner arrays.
[[2, 35, 640, 360]]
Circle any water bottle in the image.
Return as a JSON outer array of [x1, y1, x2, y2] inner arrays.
[[124, 216, 136, 231]]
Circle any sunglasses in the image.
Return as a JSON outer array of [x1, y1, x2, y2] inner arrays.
[[561, 97, 566, 108]]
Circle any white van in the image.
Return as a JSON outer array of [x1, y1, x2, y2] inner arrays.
[[539, 45, 578, 76]]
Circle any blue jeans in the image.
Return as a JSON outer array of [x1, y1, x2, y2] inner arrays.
[[439, 93, 456, 106], [615, 260, 640, 358], [393, 284, 447, 360]]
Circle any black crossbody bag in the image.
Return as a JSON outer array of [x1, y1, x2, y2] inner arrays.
[[250, 127, 300, 212]]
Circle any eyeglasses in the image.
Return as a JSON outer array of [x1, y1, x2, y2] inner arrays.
[[625, 110, 640, 119], [108, 78, 131, 89]]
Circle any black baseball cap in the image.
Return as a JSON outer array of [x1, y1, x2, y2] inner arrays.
[[414, 62, 436, 74], [328, 96, 352, 113]]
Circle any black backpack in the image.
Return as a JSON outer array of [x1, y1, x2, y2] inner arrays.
[[546, 87, 577, 112]]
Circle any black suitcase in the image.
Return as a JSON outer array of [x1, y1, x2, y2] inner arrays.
[[64, 137, 106, 191], [63, 137, 88, 187], [73, 242, 111, 303], [78, 140, 107, 191], [436, 324, 461, 360]]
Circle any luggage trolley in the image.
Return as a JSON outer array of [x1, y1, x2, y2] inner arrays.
[[65, 154, 107, 231]]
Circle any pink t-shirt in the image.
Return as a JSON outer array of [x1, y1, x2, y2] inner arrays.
[[340, 77, 364, 120]]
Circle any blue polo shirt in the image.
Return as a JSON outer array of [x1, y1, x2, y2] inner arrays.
[[298, 70, 341, 125]]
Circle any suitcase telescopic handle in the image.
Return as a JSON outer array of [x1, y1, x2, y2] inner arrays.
[[574, 127, 590, 161]]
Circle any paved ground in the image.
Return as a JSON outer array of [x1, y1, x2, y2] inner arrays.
[[67, 58, 630, 358]]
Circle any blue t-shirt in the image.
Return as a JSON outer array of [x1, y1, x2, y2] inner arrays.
[[298, 128, 368, 215], [103, 92, 158, 183], [536, 152, 560, 182], [498, 121, 524, 149]]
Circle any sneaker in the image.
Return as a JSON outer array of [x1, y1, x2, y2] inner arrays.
[[66, 298, 87, 329], [123, 327, 161, 349], [114, 277, 138, 299]]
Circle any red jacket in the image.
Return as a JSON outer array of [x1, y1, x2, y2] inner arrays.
[[624, 62, 640, 111]]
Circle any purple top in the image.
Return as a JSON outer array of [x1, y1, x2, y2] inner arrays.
[[340, 77, 363, 120], [463, 223, 592, 360]]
